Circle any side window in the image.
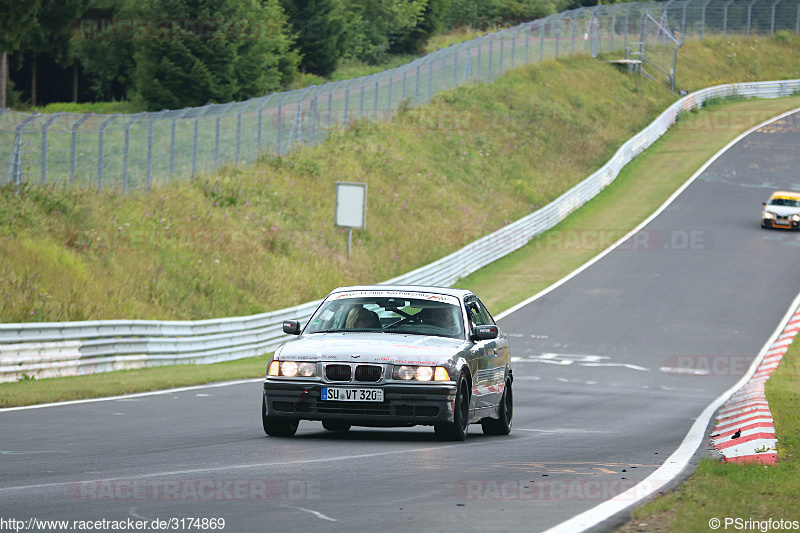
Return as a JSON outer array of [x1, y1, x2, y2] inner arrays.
[[475, 299, 495, 325], [465, 298, 492, 334]]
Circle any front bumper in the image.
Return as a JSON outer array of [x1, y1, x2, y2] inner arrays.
[[762, 218, 800, 230], [263, 380, 457, 427]]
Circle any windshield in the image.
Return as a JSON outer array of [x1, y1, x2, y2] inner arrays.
[[305, 290, 465, 339], [769, 198, 800, 207]]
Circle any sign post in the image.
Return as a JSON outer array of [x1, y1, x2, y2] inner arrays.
[[334, 181, 367, 258]]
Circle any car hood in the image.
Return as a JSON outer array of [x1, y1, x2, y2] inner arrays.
[[765, 205, 800, 216], [276, 333, 468, 366]]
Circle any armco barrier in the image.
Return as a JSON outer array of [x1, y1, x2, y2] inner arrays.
[[1, 79, 799, 382]]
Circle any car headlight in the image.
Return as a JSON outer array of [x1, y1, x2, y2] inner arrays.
[[763, 212, 775, 220], [268, 361, 317, 377], [393, 365, 450, 381], [792, 214, 800, 222]]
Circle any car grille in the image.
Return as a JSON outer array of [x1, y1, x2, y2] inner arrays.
[[354, 365, 382, 382], [325, 364, 352, 381]]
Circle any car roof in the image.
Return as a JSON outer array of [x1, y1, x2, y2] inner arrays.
[[770, 191, 800, 200], [328, 285, 475, 300]]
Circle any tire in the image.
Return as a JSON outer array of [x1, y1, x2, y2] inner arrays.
[[322, 420, 351, 432], [262, 394, 299, 437], [481, 379, 513, 436], [434, 374, 470, 441]]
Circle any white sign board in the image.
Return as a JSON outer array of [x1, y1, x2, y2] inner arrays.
[[335, 182, 367, 229]]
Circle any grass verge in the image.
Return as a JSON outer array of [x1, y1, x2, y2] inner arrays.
[[3, 95, 800, 408]]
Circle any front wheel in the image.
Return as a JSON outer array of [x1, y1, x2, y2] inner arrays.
[[434, 375, 470, 441], [262, 394, 299, 437], [481, 379, 513, 436]]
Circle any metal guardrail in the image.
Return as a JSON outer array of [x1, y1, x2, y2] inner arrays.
[[2, 79, 798, 382], [3, 0, 800, 192]]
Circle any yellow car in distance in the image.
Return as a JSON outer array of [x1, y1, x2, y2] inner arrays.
[[762, 191, 800, 230]]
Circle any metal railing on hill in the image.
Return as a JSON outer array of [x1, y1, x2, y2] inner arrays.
[[2, 0, 800, 192], [2, 79, 799, 382]]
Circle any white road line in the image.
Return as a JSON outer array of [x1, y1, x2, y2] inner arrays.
[[283, 506, 337, 522]]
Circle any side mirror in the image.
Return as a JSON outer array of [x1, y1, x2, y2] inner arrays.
[[473, 325, 498, 341], [283, 320, 302, 335]]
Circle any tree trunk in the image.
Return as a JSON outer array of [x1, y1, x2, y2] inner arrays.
[[31, 55, 37, 107], [1, 51, 7, 109], [72, 61, 78, 103]]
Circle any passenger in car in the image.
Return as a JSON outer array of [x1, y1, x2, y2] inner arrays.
[[345, 306, 381, 329]]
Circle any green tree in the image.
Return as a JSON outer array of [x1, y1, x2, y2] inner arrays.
[[70, 0, 136, 102], [389, 0, 448, 54], [23, 0, 88, 105], [281, 0, 347, 77], [342, 0, 427, 64], [130, 0, 299, 110], [1, 0, 42, 107]]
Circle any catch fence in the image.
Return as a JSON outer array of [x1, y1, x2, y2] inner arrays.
[[3, 0, 800, 192]]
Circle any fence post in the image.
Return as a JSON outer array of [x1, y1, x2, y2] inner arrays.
[[540, 20, 545, 60], [235, 105, 244, 166], [771, 0, 782, 35], [6, 112, 38, 186], [256, 96, 269, 153], [402, 70, 408, 103], [287, 85, 313, 152], [747, 0, 759, 36], [610, 5, 617, 51], [511, 29, 517, 69], [276, 92, 291, 155], [192, 105, 210, 174], [214, 105, 223, 170], [573, 11, 578, 54], [170, 109, 189, 181], [453, 49, 459, 87], [556, 15, 561, 58], [121, 114, 141, 194], [525, 23, 531, 63], [146, 110, 168, 192], [373, 78, 380, 120], [387, 72, 394, 116], [344, 79, 357, 128], [499, 31, 505, 72], [681, 2, 688, 37], [311, 88, 320, 144], [702, 0, 714, 40], [488, 38, 494, 79], [428, 60, 434, 100], [463, 46, 472, 83], [723, 0, 735, 38], [477, 39, 483, 80], [69, 112, 93, 186], [40, 112, 62, 185], [96, 114, 119, 192]]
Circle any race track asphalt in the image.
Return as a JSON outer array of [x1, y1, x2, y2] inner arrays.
[[1, 110, 799, 533]]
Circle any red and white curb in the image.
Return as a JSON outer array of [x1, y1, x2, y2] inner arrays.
[[710, 306, 800, 464]]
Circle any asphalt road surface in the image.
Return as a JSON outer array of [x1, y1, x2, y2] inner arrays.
[[2, 110, 799, 533]]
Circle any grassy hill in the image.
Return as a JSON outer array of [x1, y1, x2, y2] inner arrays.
[[2, 36, 800, 324]]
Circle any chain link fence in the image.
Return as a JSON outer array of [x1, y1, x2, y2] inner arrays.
[[2, 0, 800, 193]]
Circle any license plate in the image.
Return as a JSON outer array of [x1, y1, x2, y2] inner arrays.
[[322, 387, 384, 402]]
